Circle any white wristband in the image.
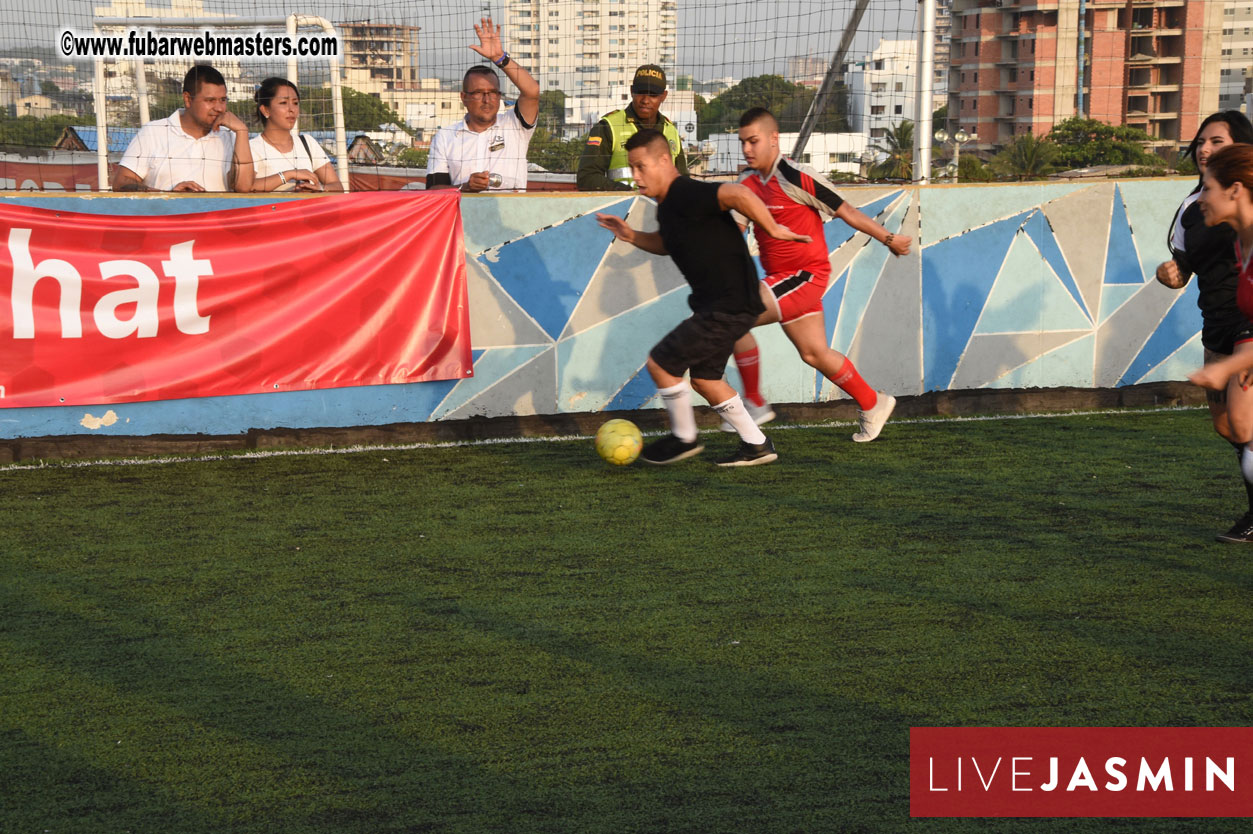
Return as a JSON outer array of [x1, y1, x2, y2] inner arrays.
[[279, 172, 287, 184]]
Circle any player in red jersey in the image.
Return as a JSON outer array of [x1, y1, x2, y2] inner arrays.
[[726, 107, 912, 442]]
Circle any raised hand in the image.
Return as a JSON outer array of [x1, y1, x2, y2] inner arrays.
[[470, 17, 504, 63]]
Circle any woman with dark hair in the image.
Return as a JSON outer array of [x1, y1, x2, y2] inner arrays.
[[1155, 111, 1253, 542], [249, 77, 343, 193]]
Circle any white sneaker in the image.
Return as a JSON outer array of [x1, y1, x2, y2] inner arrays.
[[720, 399, 777, 432], [852, 393, 896, 442]]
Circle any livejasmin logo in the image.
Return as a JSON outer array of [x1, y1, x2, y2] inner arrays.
[[910, 727, 1253, 818], [6, 228, 212, 339], [928, 754, 1235, 793]]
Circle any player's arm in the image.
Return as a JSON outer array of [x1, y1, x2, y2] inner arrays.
[[577, 122, 630, 191], [834, 201, 911, 257], [716, 183, 810, 243], [595, 213, 667, 254]]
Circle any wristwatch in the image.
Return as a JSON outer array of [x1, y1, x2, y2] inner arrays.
[[494, 53, 510, 68]]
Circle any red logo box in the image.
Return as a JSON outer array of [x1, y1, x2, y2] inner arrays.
[[911, 727, 1253, 817]]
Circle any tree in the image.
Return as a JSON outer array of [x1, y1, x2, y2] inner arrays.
[[870, 120, 913, 180], [694, 75, 847, 139], [527, 127, 583, 173], [395, 147, 428, 168], [537, 90, 565, 132], [1046, 117, 1162, 169], [989, 133, 1060, 181], [957, 154, 994, 183]]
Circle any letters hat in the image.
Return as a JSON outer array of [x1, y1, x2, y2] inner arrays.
[[631, 64, 667, 95]]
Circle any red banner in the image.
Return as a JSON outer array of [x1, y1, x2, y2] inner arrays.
[[0, 191, 471, 407], [911, 727, 1253, 817]]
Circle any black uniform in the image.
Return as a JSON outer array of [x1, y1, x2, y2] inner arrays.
[[649, 177, 765, 381], [1170, 186, 1251, 355]]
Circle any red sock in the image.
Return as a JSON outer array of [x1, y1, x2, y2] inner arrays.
[[831, 356, 877, 410], [734, 347, 765, 408]]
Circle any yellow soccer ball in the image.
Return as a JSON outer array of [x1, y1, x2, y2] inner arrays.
[[595, 419, 643, 466]]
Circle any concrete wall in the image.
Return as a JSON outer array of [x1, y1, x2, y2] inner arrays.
[[0, 178, 1204, 440]]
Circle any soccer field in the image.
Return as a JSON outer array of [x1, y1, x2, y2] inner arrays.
[[2, 408, 1250, 833]]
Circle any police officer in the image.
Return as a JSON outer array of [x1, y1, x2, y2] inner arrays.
[[576, 64, 688, 191]]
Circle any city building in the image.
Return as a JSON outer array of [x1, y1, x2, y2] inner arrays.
[[339, 21, 422, 94], [1220, 0, 1253, 111], [846, 39, 917, 140], [503, 0, 676, 97], [948, 0, 1222, 154]]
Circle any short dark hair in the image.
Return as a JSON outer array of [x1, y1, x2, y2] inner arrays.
[[739, 107, 778, 131], [254, 77, 299, 125], [624, 128, 669, 156], [462, 65, 500, 92], [183, 64, 226, 97], [1186, 111, 1253, 171]]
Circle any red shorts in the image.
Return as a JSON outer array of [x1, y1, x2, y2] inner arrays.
[[763, 269, 829, 324]]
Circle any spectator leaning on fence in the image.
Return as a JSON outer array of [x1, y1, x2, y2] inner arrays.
[[249, 76, 343, 193], [111, 64, 254, 193], [426, 17, 539, 193], [576, 64, 688, 191]]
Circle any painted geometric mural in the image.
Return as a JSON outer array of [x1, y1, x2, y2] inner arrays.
[[0, 180, 1207, 438]]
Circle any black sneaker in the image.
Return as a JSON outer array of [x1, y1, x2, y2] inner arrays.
[[641, 434, 704, 465], [715, 437, 778, 467], [1216, 513, 1253, 543]]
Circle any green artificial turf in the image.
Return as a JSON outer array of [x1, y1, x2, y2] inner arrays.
[[1, 408, 1250, 833]]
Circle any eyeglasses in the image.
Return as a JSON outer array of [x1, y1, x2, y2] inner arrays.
[[465, 90, 502, 101]]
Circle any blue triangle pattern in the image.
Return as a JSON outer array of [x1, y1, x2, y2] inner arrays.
[[606, 363, 657, 411], [823, 190, 902, 250], [1104, 185, 1144, 285], [477, 205, 629, 339], [1117, 280, 1202, 385], [922, 210, 1029, 390], [818, 269, 850, 400], [1022, 210, 1089, 321]]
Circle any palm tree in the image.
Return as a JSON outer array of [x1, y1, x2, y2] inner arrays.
[[869, 120, 913, 181], [989, 133, 1060, 181]]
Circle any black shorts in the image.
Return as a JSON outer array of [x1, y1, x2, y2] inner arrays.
[[1203, 320, 1253, 357], [650, 310, 760, 381]]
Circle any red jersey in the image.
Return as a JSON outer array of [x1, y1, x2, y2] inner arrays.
[[736, 155, 846, 277]]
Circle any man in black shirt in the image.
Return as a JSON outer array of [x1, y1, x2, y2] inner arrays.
[[596, 129, 810, 466]]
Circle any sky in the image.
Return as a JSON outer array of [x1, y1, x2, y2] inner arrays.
[[12, 0, 920, 82]]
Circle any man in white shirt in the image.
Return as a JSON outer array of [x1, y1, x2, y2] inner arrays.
[[112, 64, 254, 193], [426, 17, 539, 193]]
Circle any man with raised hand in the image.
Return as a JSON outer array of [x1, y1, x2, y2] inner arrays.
[[727, 107, 912, 442], [426, 17, 540, 192], [595, 129, 810, 467], [112, 64, 254, 193]]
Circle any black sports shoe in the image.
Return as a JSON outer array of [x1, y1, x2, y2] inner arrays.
[[1216, 513, 1253, 543], [641, 433, 704, 465], [715, 437, 778, 467]]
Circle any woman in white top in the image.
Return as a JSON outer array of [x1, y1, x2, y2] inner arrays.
[[249, 77, 343, 193]]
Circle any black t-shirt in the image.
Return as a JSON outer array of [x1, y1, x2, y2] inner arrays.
[[1172, 194, 1244, 350], [656, 177, 766, 316]]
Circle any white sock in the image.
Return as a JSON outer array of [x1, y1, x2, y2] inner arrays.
[[658, 381, 698, 443], [714, 395, 767, 445], [1241, 444, 1253, 485]]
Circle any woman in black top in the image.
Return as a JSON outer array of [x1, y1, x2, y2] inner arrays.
[[1155, 110, 1253, 542]]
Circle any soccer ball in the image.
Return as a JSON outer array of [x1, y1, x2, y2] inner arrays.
[[595, 419, 643, 466]]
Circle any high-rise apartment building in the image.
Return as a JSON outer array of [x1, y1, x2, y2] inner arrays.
[[846, 40, 918, 138], [949, 0, 1221, 154], [1219, 1, 1253, 111], [505, 0, 676, 96], [340, 21, 421, 93]]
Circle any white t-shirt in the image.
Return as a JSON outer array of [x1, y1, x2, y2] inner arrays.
[[117, 111, 236, 192], [249, 132, 332, 182], [427, 105, 536, 191]]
